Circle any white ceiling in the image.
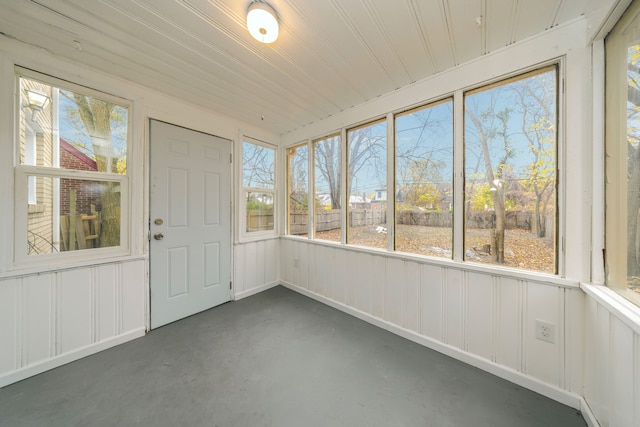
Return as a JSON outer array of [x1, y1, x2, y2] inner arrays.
[[0, 0, 621, 136]]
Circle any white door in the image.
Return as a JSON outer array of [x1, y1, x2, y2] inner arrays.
[[149, 120, 231, 329]]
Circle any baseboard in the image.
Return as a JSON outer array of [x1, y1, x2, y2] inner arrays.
[[281, 281, 584, 410], [234, 280, 280, 301], [579, 397, 601, 427], [0, 328, 146, 389]]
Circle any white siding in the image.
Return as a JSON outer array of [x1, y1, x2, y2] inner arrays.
[[281, 238, 582, 407], [583, 284, 640, 427], [233, 239, 280, 300], [0, 260, 146, 388]]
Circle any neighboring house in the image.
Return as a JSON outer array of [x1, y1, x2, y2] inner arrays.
[[348, 194, 370, 209], [59, 138, 100, 216], [22, 81, 54, 254]]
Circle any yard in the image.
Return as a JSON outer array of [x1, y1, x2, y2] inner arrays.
[[315, 224, 555, 274]]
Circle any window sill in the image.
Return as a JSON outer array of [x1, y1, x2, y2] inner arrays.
[[1, 254, 146, 280], [581, 282, 640, 335], [27, 203, 46, 214], [281, 235, 578, 288]]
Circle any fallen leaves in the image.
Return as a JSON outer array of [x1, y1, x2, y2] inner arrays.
[[316, 225, 555, 274]]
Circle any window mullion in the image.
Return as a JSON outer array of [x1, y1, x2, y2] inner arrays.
[[453, 89, 465, 263], [340, 127, 348, 245], [386, 112, 395, 252]]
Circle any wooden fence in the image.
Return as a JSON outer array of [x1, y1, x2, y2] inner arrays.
[[285, 208, 554, 237], [247, 209, 274, 232]]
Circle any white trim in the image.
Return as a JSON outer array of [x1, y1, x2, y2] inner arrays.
[[233, 280, 279, 301], [281, 280, 584, 411], [591, 40, 606, 285], [239, 137, 278, 242], [581, 282, 640, 335], [0, 328, 145, 388], [0, 255, 146, 280], [579, 397, 601, 427], [281, 235, 579, 288]]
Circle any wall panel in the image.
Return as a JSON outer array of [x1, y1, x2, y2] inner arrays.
[[524, 283, 563, 387], [445, 268, 463, 349], [96, 264, 117, 341], [385, 258, 403, 326], [280, 238, 581, 410], [0, 279, 18, 373], [465, 272, 493, 360], [420, 264, 443, 340], [23, 274, 53, 365], [0, 259, 146, 388], [233, 239, 280, 299], [582, 284, 640, 427], [495, 277, 522, 371], [402, 261, 419, 333], [58, 268, 92, 354]]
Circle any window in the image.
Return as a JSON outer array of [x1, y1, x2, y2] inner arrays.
[[464, 66, 558, 274], [605, 0, 640, 304], [286, 65, 560, 276], [395, 99, 454, 258], [314, 134, 342, 242], [15, 70, 130, 262], [242, 138, 276, 234], [287, 143, 309, 236], [347, 119, 387, 249]]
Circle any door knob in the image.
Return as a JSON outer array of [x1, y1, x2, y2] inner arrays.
[[153, 233, 164, 240]]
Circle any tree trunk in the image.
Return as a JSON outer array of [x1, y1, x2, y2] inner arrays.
[[491, 190, 505, 263], [100, 183, 120, 247], [73, 94, 120, 248]]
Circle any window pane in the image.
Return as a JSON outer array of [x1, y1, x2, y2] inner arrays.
[[19, 77, 128, 174], [27, 176, 121, 255], [314, 134, 342, 242], [347, 120, 387, 248], [605, 1, 640, 304], [246, 191, 274, 232], [395, 100, 453, 258], [287, 144, 309, 236], [243, 141, 275, 189], [464, 67, 557, 273]]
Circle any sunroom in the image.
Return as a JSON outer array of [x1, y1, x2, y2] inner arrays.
[[0, 1, 639, 426]]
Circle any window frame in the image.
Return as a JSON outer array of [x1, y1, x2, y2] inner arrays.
[[284, 61, 564, 278], [13, 68, 132, 268], [462, 65, 560, 275], [240, 136, 278, 241], [393, 97, 455, 259], [285, 141, 310, 237], [345, 117, 389, 249], [605, 0, 640, 305]]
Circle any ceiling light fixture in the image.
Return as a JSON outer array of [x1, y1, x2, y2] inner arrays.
[[247, 1, 279, 44]]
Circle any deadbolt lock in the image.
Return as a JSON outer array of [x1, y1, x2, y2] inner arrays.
[[154, 218, 164, 225]]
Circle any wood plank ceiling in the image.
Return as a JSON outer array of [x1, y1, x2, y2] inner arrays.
[[0, 0, 613, 135]]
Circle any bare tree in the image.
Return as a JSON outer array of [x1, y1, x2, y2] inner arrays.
[[512, 73, 557, 238], [466, 100, 514, 264], [314, 136, 341, 209], [63, 92, 124, 247]]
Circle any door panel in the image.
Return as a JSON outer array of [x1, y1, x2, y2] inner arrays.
[[150, 120, 231, 329]]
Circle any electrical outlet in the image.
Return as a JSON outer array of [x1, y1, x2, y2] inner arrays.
[[535, 319, 555, 343]]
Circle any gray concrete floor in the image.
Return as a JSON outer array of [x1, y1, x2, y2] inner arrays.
[[0, 286, 586, 427]]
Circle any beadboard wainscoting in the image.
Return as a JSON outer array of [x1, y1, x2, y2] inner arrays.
[[280, 237, 586, 409], [0, 259, 146, 388], [582, 283, 640, 427], [233, 238, 280, 300]]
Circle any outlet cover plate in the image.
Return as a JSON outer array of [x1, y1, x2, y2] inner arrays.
[[535, 319, 555, 343]]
